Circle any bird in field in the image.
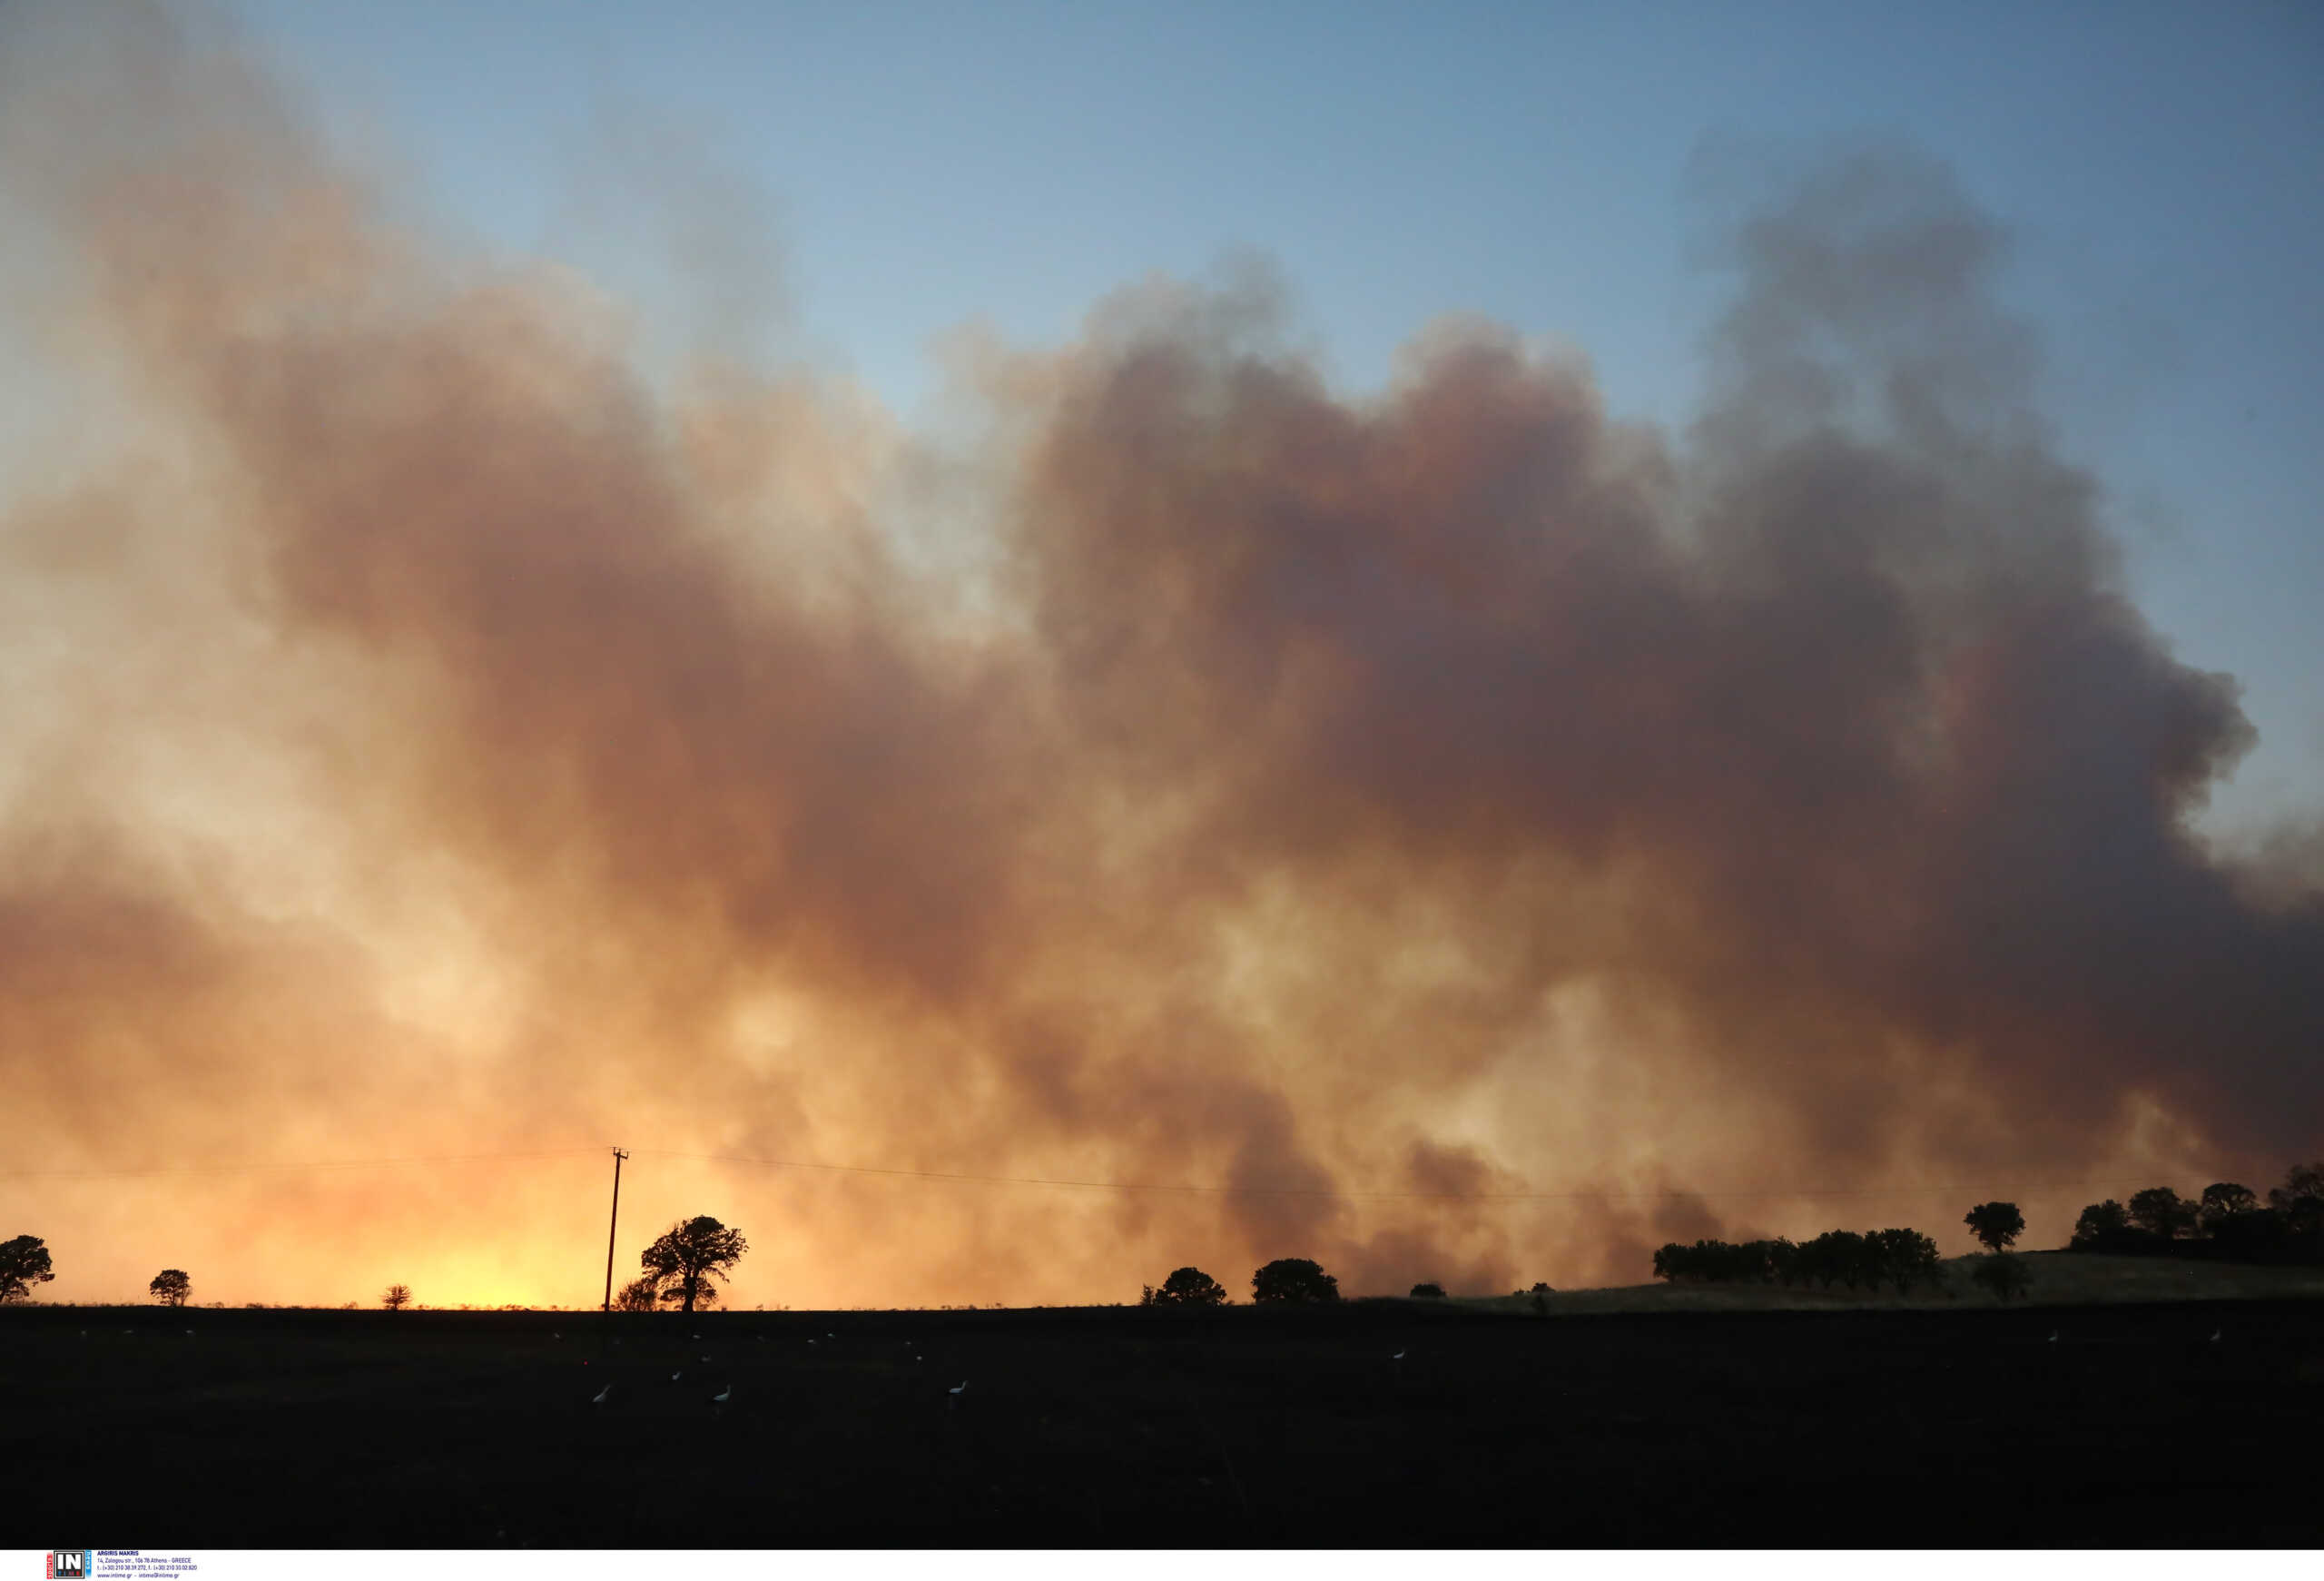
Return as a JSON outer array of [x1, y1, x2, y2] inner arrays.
[[701, 1354, 713, 1363], [2046, 1330, 2059, 1344], [552, 1332, 562, 1341], [671, 1370, 683, 1382], [950, 1381, 969, 1396], [592, 1385, 612, 1406], [2210, 1328, 2221, 1344], [712, 1385, 732, 1405], [1393, 1350, 1406, 1361]]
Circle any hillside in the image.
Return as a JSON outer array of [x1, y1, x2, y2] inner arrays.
[[1452, 1250, 2324, 1316]]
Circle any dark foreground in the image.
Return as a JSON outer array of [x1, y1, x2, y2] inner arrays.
[[6, 1298, 2320, 1547]]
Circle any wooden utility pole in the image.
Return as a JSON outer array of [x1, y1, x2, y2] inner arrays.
[[602, 1148, 628, 1313]]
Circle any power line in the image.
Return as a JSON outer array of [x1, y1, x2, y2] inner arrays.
[[2, 1142, 2234, 1204], [626, 1147, 2193, 1203], [0, 1147, 608, 1181]]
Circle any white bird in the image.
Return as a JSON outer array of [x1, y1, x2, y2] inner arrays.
[[2046, 1330, 2059, 1344], [552, 1332, 562, 1341], [916, 1355, 924, 1362], [184, 1329, 194, 1337], [671, 1370, 684, 1382], [1392, 1350, 1406, 1361], [711, 1385, 732, 1405], [592, 1385, 612, 1406], [807, 1339, 818, 1347], [2210, 1328, 2222, 1343], [950, 1381, 969, 1395], [700, 1354, 713, 1363]]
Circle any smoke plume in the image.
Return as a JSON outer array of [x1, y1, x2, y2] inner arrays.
[[1, 5, 2316, 1307]]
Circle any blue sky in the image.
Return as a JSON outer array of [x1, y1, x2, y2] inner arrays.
[[228, 0, 2324, 835]]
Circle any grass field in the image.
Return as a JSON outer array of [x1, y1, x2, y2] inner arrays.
[[6, 1281, 2320, 1547]]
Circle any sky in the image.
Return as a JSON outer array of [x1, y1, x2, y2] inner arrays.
[[0, 1, 2318, 1310]]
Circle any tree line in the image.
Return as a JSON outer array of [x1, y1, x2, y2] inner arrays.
[[2068, 1163, 2322, 1263], [8, 1163, 2314, 1310], [1650, 1227, 1947, 1293]]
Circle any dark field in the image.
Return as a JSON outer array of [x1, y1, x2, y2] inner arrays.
[[7, 1299, 2320, 1547]]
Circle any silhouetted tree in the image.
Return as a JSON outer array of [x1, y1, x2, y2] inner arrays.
[[2128, 1187, 2198, 1240], [2070, 1201, 2132, 1250], [1409, 1281, 1446, 1299], [2270, 1161, 2324, 1210], [1797, 1230, 1873, 1290], [1970, 1252, 2032, 1302], [2269, 1162, 2324, 1252], [1530, 1281, 1552, 1294], [1251, 1258, 1339, 1303], [1653, 1239, 1783, 1284], [1661, 1233, 1903, 1289], [381, 1283, 412, 1311], [0, 1235, 54, 1303], [2197, 1182, 2259, 1233], [1141, 1266, 1229, 1306], [1867, 1228, 1943, 1293], [1964, 1201, 2025, 1254], [611, 1275, 661, 1312], [149, 1269, 192, 1307], [641, 1216, 749, 1313]]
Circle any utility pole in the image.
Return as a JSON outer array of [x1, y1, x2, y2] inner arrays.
[[602, 1148, 628, 1313]]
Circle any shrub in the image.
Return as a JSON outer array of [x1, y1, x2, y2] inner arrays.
[[1970, 1253, 2033, 1302], [1409, 1282, 1446, 1299]]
